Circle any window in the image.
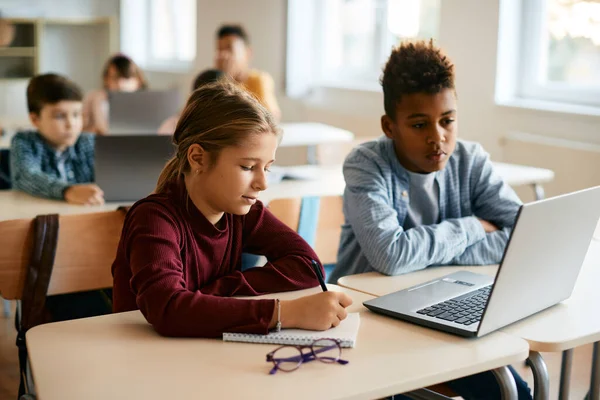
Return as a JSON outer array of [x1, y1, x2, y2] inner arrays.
[[318, 0, 441, 88], [120, 0, 196, 72], [504, 0, 600, 108], [285, 0, 440, 97]]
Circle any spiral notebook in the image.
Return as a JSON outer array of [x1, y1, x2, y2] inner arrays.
[[223, 312, 360, 348]]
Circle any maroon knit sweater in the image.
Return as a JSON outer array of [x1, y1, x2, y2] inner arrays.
[[112, 179, 321, 337]]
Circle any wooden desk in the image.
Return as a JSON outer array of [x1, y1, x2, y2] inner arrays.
[[338, 241, 600, 400], [26, 285, 529, 400]]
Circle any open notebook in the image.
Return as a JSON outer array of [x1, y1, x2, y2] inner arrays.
[[223, 312, 360, 348]]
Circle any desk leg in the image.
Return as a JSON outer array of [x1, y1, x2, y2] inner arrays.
[[533, 183, 545, 200], [527, 351, 550, 400], [558, 349, 573, 400], [590, 341, 599, 400], [492, 366, 518, 400], [307, 145, 318, 165]]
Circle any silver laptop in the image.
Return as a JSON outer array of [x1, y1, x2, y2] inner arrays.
[[363, 185, 600, 337], [94, 135, 175, 202], [108, 90, 181, 134]]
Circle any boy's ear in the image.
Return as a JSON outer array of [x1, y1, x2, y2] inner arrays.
[[187, 144, 207, 173], [381, 115, 396, 139], [29, 112, 41, 129]]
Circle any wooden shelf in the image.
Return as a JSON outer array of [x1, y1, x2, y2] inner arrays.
[[0, 17, 116, 85], [0, 47, 36, 57], [42, 17, 114, 26]]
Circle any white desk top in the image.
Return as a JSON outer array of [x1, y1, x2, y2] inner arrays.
[[0, 165, 346, 221], [0, 160, 555, 222], [279, 122, 354, 147], [338, 240, 600, 353], [27, 285, 528, 400], [492, 162, 554, 186]]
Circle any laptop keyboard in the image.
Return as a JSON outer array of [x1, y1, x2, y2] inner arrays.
[[416, 285, 492, 326]]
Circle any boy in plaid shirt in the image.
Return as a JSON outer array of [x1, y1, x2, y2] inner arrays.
[[11, 73, 103, 204]]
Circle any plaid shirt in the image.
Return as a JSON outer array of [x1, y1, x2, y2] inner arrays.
[[10, 130, 95, 200], [329, 137, 522, 283]]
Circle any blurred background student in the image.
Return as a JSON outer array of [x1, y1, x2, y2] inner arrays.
[[215, 24, 281, 121], [82, 53, 148, 135]]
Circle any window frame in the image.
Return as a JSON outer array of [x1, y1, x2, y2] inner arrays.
[[120, 0, 196, 73], [315, 0, 441, 90], [317, 0, 386, 88], [518, 0, 600, 108]]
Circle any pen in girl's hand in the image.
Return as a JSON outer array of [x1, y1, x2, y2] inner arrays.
[[311, 260, 328, 292]]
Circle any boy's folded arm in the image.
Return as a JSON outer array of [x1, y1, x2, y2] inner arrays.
[[469, 145, 522, 228], [344, 156, 486, 276], [10, 136, 70, 199], [449, 227, 512, 265]]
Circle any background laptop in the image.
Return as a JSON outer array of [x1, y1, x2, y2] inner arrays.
[[363, 185, 600, 337], [94, 135, 175, 202], [108, 90, 181, 134]]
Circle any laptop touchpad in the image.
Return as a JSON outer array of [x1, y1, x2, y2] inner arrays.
[[405, 279, 474, 305]]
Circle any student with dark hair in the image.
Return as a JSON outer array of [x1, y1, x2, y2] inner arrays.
[[331, 40, 531, 399], [158, 69, 225, 135], [215, 24, 281, 120], [11, 73, 103, 205], [83, 53, 147, 134]]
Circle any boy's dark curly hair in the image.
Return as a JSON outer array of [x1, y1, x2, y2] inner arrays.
[[381, 39, 455, 119]]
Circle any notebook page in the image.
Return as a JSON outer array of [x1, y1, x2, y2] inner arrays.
[[223, 312, 360, 348]]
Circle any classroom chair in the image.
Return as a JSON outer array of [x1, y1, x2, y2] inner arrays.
[[0, 148, 13, 315], [0, 209, 127, 399], [268, 196, 344, 280]]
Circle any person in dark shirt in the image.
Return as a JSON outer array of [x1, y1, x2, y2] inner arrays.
[[112, 80, 352, 337]]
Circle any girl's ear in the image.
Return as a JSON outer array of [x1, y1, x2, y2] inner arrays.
[[187, 144, 206, 173]]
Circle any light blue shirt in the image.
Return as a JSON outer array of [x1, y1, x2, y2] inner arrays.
[[328, 136, 522, 283]]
